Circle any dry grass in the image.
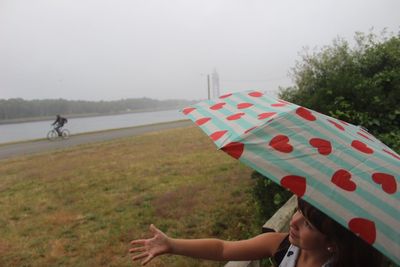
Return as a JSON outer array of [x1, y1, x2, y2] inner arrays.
[[0, 126, 262, 267]]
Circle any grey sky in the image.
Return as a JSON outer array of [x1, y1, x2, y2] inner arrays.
[[0, 0, 399, 101]]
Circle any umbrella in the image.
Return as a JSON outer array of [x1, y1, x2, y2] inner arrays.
[[181, 90, 400, 265]]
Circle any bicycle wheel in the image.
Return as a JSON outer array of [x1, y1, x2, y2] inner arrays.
[[47, 130, 58, 141], [61, 129, 70, 139]]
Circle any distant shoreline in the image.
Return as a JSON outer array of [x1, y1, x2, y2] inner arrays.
[[0, 107, 181, 125]]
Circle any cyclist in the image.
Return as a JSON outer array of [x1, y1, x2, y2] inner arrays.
[[51, 114, 68, 136]]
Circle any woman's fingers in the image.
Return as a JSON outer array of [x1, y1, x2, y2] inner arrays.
[[131, 252, 149, 261], [131, 252, 154, 266], [149, 224, 160, 235], [129, 246, 146, 253], [130, 224, 163, 265], [141, 254, 154, 266], [131, 239, 146, 245]]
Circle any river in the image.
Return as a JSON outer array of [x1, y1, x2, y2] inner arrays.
[[0, 109, 185, 144]]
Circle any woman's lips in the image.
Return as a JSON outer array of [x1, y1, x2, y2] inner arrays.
[[289, 229, 299, 239]]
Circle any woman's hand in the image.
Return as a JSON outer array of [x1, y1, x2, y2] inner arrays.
[[129, 224, 171, 265]]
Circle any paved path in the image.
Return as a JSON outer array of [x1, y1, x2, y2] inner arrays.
[[0, 120, 192, 160]]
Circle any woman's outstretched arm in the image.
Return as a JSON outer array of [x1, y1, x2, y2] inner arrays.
[[129, 224, 287, 265]]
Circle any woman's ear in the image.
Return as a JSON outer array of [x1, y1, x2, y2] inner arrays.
[[324, 239, 337, 254], [323, 236, 336, 254]]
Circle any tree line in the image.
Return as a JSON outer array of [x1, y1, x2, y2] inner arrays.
[[0, 97, 196, 122]]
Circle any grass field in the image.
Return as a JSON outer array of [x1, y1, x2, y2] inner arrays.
[[0, 126, 263, 267]]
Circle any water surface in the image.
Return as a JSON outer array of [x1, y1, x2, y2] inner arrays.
[[0, 109, 185, 144]]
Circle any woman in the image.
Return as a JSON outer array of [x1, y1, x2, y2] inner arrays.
[[129, 198, 383, 267]]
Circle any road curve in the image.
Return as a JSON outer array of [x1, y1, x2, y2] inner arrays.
[[0, 120, 192, 161]]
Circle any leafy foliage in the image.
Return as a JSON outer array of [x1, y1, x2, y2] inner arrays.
[[279, 30, 400, 152], [251, 171, 292, 221]]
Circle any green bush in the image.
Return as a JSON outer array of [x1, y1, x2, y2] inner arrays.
[[251, 171, 292, 222], [279, 30, 400, 152]]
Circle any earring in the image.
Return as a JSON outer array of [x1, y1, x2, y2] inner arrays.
[[326, 247, 334, 253]]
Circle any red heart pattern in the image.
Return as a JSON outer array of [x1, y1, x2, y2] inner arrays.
[[210, 130, 228, 141], [248, 91, 263, 97], [331, 169, 356, 191], [357, 132, 373, 141], [269, 135, 293, 153], [296, 107, 316, 121], [210, 102, 226, 110], [360, 128, 373, 137], [237, 103, 253, 109], [327, 119, 345, 131], [271, 103, 286, 107], [372, 173, 397, 194], [220, 93, 232, 99], [280, 175, 306, 197], [278, 99, 290, 105], [221, 142, 245, 159], [227, 113, 245, 121], [383, 149, 400, 160], [348, 218, 376, 245], [351, 140, 374, 154], [195, 117, 211, 126], [244, 126, 257, 134], [309, 138, 332, 155], [258, 112, 276, 120], [182, 107, 196, 115]]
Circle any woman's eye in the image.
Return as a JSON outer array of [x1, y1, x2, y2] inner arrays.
[[304, 220, 313, 229]]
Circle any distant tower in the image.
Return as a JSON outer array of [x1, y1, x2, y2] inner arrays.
[[211, 69, 220, 98]]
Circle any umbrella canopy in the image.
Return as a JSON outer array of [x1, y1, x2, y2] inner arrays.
[[181, 90, 400, 265]]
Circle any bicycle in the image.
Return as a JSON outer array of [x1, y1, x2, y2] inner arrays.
[[47, 127, 70, 141]]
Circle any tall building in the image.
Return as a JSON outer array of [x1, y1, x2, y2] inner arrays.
[[211, 69, 220, 98]]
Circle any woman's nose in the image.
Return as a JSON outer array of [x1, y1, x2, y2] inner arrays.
[[290, 211, 302, 229]]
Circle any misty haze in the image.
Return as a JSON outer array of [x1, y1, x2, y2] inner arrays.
[[1, 0, 399, 103]]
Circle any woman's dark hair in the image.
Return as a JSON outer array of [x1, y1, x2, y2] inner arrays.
[[297, 198, 384, 267]]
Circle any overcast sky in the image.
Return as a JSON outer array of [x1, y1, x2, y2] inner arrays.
[[0, 0, 399, 101]]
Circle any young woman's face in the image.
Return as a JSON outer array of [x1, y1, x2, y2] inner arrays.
[[289, 208, 329, 250]]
